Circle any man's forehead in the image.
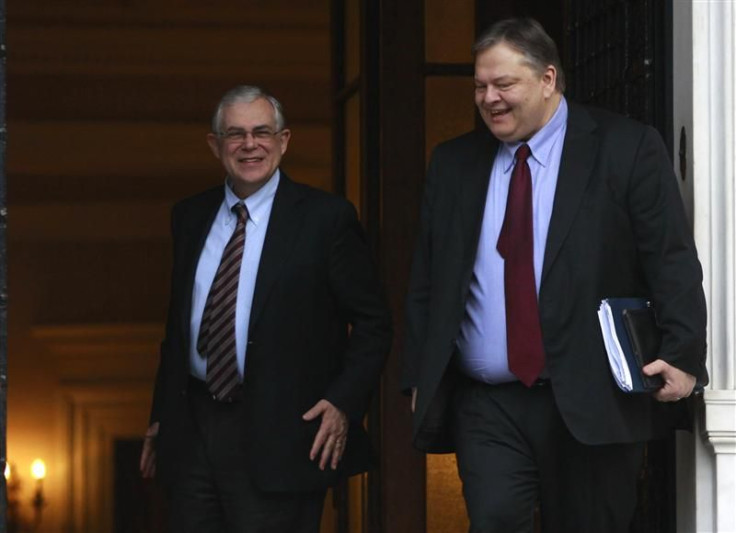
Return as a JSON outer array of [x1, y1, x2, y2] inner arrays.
[[474, 55, 539, 82], [221, 99, 276, 125]]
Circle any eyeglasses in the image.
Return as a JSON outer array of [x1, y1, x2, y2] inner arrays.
[[216, 128, 284, 145]]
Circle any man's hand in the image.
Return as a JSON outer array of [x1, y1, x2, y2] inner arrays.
[[139, 422, 159, 479], [642, 359, 697, 402], [303, 399, 348, 471], [411, 387, 417, 413]]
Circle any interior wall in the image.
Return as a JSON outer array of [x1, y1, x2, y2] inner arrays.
[[6, 1, 331, 531]]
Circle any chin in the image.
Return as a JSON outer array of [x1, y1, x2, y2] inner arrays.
[[490, 130, 514, 143], [236, 172, 266, 184]]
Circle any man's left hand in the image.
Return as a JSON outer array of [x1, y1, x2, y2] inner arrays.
[[303, 399, 348, 471], [642, 359, 697, 402]]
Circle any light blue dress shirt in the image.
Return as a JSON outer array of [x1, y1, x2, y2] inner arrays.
[[456, 98, 568, 384], [188, 171, 280, 380]]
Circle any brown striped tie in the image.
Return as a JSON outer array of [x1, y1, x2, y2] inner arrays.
[[198, 203, 248, 401]]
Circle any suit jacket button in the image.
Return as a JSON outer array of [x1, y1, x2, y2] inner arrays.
[[247, 340, 254, 346], [180, 389, 187, 397]]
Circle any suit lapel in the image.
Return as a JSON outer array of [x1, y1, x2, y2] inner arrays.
[[541, 104, 598, 284], [248, 173, 304, 333]]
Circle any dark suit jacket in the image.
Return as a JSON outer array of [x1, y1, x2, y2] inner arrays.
[[150, 173, 392, 491], [402, 103, 707, 453]]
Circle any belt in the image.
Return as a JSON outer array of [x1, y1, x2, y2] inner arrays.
[[460, 373, 550, 388], [187, 375, 243, 403]]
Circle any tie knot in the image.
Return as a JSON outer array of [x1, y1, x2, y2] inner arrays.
[[515, 144, 531, 162], [232, 203, 248, 224]]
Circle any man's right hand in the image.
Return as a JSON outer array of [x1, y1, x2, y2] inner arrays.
[[139, 421, 159, 479], [411, 387, 417, 413]]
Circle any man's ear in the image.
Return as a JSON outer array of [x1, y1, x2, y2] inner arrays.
[[279, 129, 292, 156], [542, 65, 557, 98], [206, 133, 221, 160]]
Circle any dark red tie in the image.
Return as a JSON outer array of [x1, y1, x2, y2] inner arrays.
[[496, 144, 545, 386], [198, 203, 248, 401]]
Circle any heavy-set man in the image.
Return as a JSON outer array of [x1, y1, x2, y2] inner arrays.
[[403, 18, 706, 533]]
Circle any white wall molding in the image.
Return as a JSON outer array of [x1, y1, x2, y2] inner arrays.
[[703, 391, 736, 456]]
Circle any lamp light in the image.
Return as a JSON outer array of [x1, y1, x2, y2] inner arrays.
[[30, 458, 47, 530], [5, 459, 48, 533], [30, 459, 46, 480], [5, 461, 21, 533]]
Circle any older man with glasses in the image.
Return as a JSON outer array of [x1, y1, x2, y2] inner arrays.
[[140, 85, 391, 533]]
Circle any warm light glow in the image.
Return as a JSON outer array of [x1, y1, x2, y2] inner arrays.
[[3, 462, 10, 481], [30, 459, 46, 481]]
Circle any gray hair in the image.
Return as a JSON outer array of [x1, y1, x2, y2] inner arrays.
[[211, 85, 287, 133], [473, 18, 566, 92]]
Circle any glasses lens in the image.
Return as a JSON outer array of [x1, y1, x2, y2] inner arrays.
[[221, 129, 278, 144]]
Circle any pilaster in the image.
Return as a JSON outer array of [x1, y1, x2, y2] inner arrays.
[[688, 1, 736, 531]]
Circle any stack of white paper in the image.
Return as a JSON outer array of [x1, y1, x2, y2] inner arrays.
[[597, 300, 634, 392]]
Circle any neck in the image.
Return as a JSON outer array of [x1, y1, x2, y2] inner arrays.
[[541, 92, 563, 129]]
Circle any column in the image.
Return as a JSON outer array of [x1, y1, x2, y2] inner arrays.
[[687, 1, 736, 532]]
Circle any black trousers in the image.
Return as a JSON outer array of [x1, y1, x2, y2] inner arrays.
[[164, 378, 326, 533], [453, 377, 644, 533]]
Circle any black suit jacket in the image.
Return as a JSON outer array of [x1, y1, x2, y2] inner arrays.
[[150, 174, 392, 491], [403, 103, 707, 453]]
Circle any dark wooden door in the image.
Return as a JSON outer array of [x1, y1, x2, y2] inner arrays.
[[332, 1, 428, 532], [563, 0, 672, 150], [331, 1, 381, 531]]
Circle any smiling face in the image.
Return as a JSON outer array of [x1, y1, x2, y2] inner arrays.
[[207, 97, 291, 198], [474, 42, 560, 143]]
